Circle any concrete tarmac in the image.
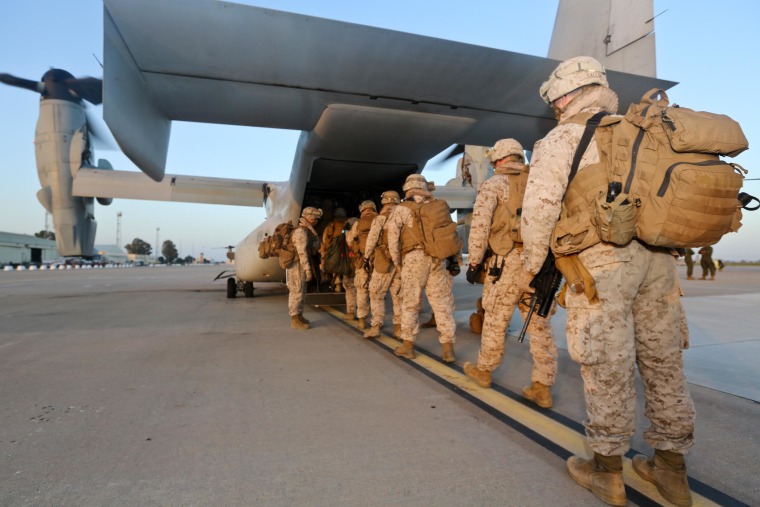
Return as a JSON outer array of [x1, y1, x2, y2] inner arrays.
[[1, 265, 757, 506]]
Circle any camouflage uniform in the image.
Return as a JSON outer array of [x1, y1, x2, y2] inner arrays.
[[347, 210, 377, 321], [521, 86, 695, 457], [287, 218, 319, 317], [698, 245, 715, 279], [387, 196, 456, 344], [468, 163, 557, 385], [364, 209, 402, 329]]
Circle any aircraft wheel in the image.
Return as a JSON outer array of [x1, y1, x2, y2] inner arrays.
[[244, 281, 254, 298], [226, 277, 237, 298]]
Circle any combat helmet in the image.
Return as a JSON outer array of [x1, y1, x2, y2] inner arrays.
[[301, 206, 323, 220], [402, 174, 428, 193], [380, 190, 400, 205], [486, 138, 524, 164], [539, 56, 608, 104], [359, 200, 377, 213]]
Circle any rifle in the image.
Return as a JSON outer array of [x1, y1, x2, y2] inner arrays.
[[518, 251, 562, 343]]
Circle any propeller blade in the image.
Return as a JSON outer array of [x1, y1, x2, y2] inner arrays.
[[442, 144, 465, 161], [0, 72, 42, 93], [67, 77, 103, 105], [84, 104, 117, 151]]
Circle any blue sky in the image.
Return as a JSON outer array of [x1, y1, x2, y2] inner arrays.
[[1, 1, 758, 261]]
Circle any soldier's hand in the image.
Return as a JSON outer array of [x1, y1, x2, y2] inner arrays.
[[305, 269, 313, 282], [466, 263, 482, 284], [518, 269, 535, 290]]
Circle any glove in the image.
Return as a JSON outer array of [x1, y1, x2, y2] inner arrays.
[[447, 260, 461, 276], [305, 269, 313, 282], [465, 263, 482, 284]]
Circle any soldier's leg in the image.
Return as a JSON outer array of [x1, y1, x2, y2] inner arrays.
[[354, 269, 370, 320], [426, 257, 456, 343], [286, 266, 306, 317], [518, 297, 558, 386], [566, 245, 642, 457], [399, 251, 428, 342], [344, 275, 357, 317], [389, 268, 402, 326], [634, 251, 695, 453], [476, 253, 523, 370], [368, 270, 391, 328]]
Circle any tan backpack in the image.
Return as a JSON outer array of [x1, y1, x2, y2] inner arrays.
[[400, 198, 463, 260], [488, 167, 529, 255], [557, 88, 753, 252]]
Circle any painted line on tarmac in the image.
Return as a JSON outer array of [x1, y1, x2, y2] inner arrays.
[[320, 305, 744, 507]]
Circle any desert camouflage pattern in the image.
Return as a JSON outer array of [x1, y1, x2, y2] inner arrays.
[[347, 211, 375, 319], [521, 85, 695, 456], [469, 167, 558, 384], [387, 199, 456, 343], [521, 86, 619, 274], [477, 249, 556, 384], [287, 222, 317, 316], [468, 160, 525, 264], [365, 211, 401, 327]]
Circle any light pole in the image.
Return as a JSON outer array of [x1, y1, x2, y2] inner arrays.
[[155, 227, 160, 263]]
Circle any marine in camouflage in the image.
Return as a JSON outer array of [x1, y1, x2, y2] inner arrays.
[[387, 199, 457, 343], [521, 85, 695, 456]]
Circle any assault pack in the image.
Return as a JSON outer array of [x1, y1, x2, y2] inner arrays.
[[350, 213, 376, 268], [488, 166, 530, 255], [258, 221, 297, 268], [400, 198, 463, 259], [553, 88, 756, 254], [322, 225, 353, 276]]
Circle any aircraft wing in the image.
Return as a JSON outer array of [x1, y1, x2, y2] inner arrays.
[[72, 168, 269, 207], [103, 0, 675, 182]]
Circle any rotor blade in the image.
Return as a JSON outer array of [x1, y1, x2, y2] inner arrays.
[[0, 73, 41, 93], [67, 77, 103, 105], [85, 104, 117, 151], [442, 144, 465, 161]]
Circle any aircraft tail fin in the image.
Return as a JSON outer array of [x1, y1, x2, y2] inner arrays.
[[548, 0, 656, 77]]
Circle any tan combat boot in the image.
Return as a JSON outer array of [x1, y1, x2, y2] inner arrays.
[[298, 314, 310, 325], [363, 325, 381, 339], [291, 315, 310, 330], [393, 324, 401, 338], [633, 450, 692, 506], [344, 312, 355, 321], [463, 362, 491, 388], [566, 453, 626, 506], [394, 340, 415, 359], [441, 342, 456, 363], [421, 313, 436, 328], [357, 317, 367, 330], [522, 381, 553, 408]]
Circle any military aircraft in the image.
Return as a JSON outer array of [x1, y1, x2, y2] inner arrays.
[[0, 69, 115, 257], [4, 0, 673, 292]]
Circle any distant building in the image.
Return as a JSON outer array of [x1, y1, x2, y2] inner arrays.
[[0, 232, 58, 265], [95, 245, 129, 265]]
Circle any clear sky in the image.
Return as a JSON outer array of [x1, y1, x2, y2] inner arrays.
[[1, 1, 758, 261]]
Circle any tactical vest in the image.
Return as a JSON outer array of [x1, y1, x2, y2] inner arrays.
[[373, 209, 394, 274], [354, 213, 376, 255], [488, 166, 530, 256]]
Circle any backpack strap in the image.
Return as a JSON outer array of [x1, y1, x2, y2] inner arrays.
[[567, 111, 608, 186]]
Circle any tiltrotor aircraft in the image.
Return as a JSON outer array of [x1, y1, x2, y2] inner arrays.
[[3, 0, 673, 295], [0, 69, 114, 257]]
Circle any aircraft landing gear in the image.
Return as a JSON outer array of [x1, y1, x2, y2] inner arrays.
[[227, 277, 237, 298], [243, 281, 254, 298]]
